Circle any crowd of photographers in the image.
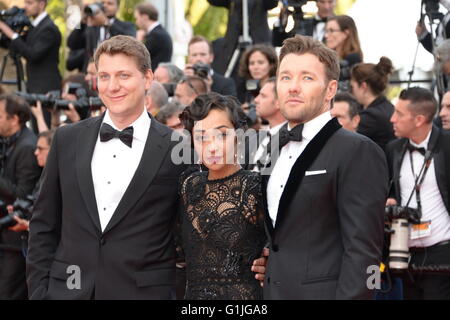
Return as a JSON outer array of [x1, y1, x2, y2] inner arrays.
[[0, 0, 450, 300]]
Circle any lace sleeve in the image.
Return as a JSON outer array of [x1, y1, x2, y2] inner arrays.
[[240, 172, 264, 225]]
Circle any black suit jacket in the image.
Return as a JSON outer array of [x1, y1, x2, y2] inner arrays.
[[9, 16, 61, 93], [385, 126, 450, 214], [208, 0, 278, 75], [211, 72, 237, 97], [0, 127, 41, 248], [26, 114, 187, 300], [262, 118, 388, 299], [145, 24, 173, 71], [357, 96, 396, 151]]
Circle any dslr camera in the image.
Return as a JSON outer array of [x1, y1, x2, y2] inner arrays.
[[0, 197, 34, 231], [191, 62, 211, 79], [0, 6, 31, 37], [84, 2, 104, 17]]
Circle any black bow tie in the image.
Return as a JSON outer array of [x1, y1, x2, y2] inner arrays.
[[407, 142, 426, 156], [99, 123, 134, 148], [314, 17, 327, 25], [278, 123, 304, 150]]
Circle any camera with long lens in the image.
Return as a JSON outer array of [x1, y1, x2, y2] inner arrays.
[[84, 2, 104, 17], [385, 205, 421, 270], [16, 85, 104, 111], [0, 197, 34, 231], [191, 62, 211, 79], [0, 6, 32, 35]]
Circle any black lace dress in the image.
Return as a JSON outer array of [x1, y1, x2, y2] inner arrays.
[[179, 169, 266, 300]]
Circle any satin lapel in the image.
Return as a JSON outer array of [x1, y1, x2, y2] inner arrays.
[[273, 118, 341, 237], [76, 116, 104, 233], [102, 118, 171, 235], [392, 139, 408, 202], [428, 126, 449, 211], [261, 172, 274, 238]]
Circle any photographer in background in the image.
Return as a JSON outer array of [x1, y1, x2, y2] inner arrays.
[[0, 0, 61, 131], [331, 92, 362, 132], [67, 0, 136, 72], [185, 36, 237, 97], [386, 87, 450, 300], [0, 94, 41, 300], [416, 0, 450, 54], [134, 2, 172, 71]]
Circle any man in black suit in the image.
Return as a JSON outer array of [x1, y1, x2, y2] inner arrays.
[[0, 94, 41, 300], [261, 35, 388, 299], [386, 87, 450, 300], [0, 0, 61, 94], [134, 2, 172, 71], [208, 0, 278, 75], [26, 35, 187, 300], [185, 35, 237, 97], [416, 0, 450, 54], [67, 0, 136, 72]]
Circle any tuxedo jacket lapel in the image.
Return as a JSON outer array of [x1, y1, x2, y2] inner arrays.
[[273, 118, 341, 237], [103, 117, 171, 234], [428, 126, 449, 212], [76, 116, 104, 234]]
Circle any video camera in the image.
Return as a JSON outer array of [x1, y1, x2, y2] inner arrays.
[[0, 197, 34, 231], [273, 0, 312, 47], [0, 6, 31, 35], [16, 84, 104, 112]]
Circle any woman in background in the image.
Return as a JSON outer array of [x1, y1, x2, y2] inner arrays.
[[350, 56, 396, 150]]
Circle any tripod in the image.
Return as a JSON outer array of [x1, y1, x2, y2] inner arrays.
[[224, 0, 252, 78], [0, 51, 26, 92], [407, 1, 445, 98]]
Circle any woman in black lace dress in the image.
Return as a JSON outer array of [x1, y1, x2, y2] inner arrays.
[[178, 93, 266, 300]]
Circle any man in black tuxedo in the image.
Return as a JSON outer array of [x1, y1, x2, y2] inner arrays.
[[26, 35, 187, 300], [386, 87, 450, 300], [134, 2, 172, 71], [262, 35, 388, 300], [67, 0, 136, 72], [0, 94, 41, 300], [0, 0, 61, 94], [185, 35, 237, 97]]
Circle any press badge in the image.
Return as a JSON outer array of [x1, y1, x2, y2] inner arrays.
[[410, 221, 432, 240]]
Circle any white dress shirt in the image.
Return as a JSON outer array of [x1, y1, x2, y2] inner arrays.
[[252, 121, 286, 171], [313, 14, 326, 41], [399, 130, 450, 248], [267, 112, 332, 227], [91, 108, 150, 231]]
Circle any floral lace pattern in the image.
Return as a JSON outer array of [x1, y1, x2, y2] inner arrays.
[[179, 169, 266, 300]]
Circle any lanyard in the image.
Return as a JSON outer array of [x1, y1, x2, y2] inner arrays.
[[407, 150, 433, 220]]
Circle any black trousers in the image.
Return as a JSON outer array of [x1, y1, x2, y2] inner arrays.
[[0, 248, 28, 300], [402, 241, 450, 300]]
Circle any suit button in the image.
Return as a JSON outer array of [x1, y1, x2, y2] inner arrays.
[[100, 238, 106, 245], [272, 244, 279, 252]]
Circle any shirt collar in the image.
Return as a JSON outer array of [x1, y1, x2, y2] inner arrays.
[[270, 121, 287, 136], [32, 11, 48, 27], [409, 128, 432, 149], [103, 107, 150, 143], [288, 111, 332, 141], [148, 21, 160, 34]]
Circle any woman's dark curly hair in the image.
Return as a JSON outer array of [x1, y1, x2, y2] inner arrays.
[[179, 92, 248, 140]]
